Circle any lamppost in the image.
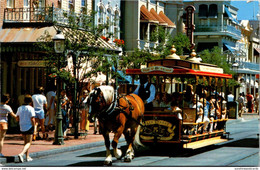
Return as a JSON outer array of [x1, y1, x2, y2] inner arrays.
[[53, 30, 65, 145]]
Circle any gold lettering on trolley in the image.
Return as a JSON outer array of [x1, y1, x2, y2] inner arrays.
[[140, 120, 176, 141], [141, 66, 173, 73], [199, 65, 223, 73]]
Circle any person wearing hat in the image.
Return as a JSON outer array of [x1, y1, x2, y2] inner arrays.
[[133, 75, 156, 111]]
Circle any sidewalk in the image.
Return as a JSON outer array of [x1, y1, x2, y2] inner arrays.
[[1, 124, 108, 164], [1, 113, 258, 164]]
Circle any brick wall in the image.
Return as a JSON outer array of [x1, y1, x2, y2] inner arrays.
[[0, 0, 6, 28]]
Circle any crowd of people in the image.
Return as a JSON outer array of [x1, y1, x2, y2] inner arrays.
[[0, 85, 94, 163]]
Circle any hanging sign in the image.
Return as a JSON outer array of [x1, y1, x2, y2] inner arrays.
[[18, 60, 46, 67]]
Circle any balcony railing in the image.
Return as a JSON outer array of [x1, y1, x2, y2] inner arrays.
[[3, 7, 90, 27], [240, 61, 260, 71], [4, 7, 53, 23], [195, 25, 241, 40]]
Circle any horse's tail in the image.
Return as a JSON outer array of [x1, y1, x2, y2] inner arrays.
[[133, 124, 144, 148]]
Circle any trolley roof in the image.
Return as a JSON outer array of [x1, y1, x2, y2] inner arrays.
[[126, 59, 232, 79]]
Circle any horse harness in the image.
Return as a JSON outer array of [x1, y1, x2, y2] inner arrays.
[[97, 91, 143, 127]]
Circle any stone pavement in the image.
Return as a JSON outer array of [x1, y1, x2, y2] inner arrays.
[[0, 113, 258, 165]]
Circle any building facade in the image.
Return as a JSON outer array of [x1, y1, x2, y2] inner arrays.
[[0, 0, 116, 108], [121, 0, 183, 52], [183, 0, 259, 98]]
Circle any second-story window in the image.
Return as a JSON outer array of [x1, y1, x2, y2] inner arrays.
[[98, 6, 104, 25], [209, 4, 218, 18], [7, 0, 14, 8], [69, 0, 74, 12], [114, 10, 120, 39], [81, 0, 87, 14], [106, 8, 113, 37], [199, 4, 208, 18]]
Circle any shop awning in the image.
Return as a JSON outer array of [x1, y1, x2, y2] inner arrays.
[[140, 5, 159, 23], [158, 11, 176, 28], [0, 26, 118, 51], [150, 8, 168, 26], [223, 43, 236, 54], [224, 7, 240, 25]]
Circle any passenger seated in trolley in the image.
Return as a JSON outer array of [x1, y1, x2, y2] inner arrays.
[[153, 92, 161, 107], [170, 100, 182, 120], [207, 95, 218, 133], [160, 93, 171, 108], [217, 92, 227, 119], [183, 84, 194, 107], [196, 97, 210, 134]]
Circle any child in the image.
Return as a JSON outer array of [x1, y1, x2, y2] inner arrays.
[[0, 94, 17, 157], [16, 95, 36, 162]]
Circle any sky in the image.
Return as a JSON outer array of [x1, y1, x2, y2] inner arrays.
[[231, 0, 260, 20]]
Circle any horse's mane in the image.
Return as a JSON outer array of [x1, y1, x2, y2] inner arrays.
[[98, 85, 115, 105]]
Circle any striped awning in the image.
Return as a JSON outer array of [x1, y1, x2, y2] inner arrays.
[[150, 8, 168, 26], [0, 26, 119, 52], [140, 5, 159, 23], [158, 11, 176, 28]]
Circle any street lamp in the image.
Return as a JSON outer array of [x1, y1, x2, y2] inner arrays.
[[53, 30, 65, 145]]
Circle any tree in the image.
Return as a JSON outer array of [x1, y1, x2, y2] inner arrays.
[[35, 9, 119, 138], [199, 46, 240, 87]]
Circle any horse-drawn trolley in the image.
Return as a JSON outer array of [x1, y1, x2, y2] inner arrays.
[[125, 48, 232, 149]]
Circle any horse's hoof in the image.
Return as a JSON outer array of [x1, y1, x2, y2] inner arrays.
[[114, 149, 122, 159], [104, 160, 112, 166], [124, 156, 132, 162]]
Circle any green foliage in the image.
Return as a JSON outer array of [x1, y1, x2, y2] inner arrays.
[[154, 32, 190, 58], [120, 48, 157, 69], [34, 9, 119, 91], [199, 47, 233, 74]]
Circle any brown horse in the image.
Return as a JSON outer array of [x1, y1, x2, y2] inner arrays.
[[87, 85, 144, 165]]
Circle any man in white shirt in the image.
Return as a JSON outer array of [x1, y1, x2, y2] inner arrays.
[[227, 91, 234, 102], [32, 87, 47, 140]]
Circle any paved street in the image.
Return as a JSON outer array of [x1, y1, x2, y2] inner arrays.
[[3, 113, 259, 167]]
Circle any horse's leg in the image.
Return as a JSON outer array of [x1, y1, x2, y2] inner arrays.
[[103, 131, 112, 166], [123, 126, 136, 162], [112, 123, 124, 159]]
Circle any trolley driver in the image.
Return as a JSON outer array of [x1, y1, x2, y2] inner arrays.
[[133, 75, 156, 111]]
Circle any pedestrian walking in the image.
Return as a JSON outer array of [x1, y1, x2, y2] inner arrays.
[[255, 93, 259, 114], [246, 93, 254, 113], [60, 90, 70, 138], [45, 85, 56, 131], [16, 95, 35, 162], [32, 87, 48, 140], [79, 90, 90, 132], [0, 94, 17, 157], [238, 93, 245, 117]]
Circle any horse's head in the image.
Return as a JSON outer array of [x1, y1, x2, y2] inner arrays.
[[87, 85, 115, 121]]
